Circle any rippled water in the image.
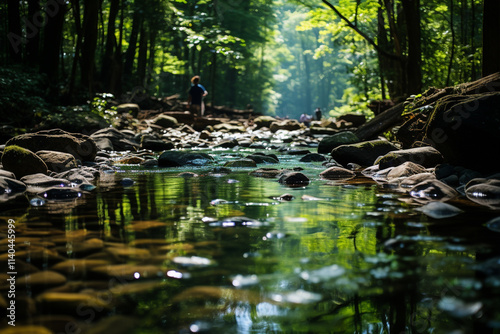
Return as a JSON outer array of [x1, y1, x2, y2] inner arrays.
[[3, 148, 500, 333]]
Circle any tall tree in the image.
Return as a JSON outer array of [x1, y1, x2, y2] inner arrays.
[[7, 0, 22, 63], [40, 1, 67, 84], [80, 0, 100, 96], [482, 0, 500, 76]]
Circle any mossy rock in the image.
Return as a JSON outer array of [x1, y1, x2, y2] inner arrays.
[[331, 140, 399, 167], [1, 145, 48, 178], [318, 131, 359, 154]]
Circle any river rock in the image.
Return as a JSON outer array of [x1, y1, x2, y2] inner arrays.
[[317, 131, 359, 154], [386, 161, 427, 180], [331, 140, 399, 167], [246, 153, 279, 164], [278, 171, 310, 187], [465, 178, 500, 209], [90, 127, 140, 151], [270, 119, 302, 133], [51, 259, 111, 279], [319, 166, 355, 180], [6, 129, 97, 162], [140, 135, 175, 151], [1, 145, 48, 178], [224, 159, 257, 168], [253, 115, 276, 129], [249, 168, 281, 178], [158, 151, 213, 167], [0, 169, 16, 179], [0, 176, 26, 193], [214, 138, 239, 148], [424, 92, 500, 173], [213, 123, 246, 133], [375, 146, 444, 169], [20, 173, 72, 188], [152, 114, 179, 128], [299, 153, 327, 162], [408, 179, 459, 201], [35, 292, 113, 314], [35, 150, 78, 173]]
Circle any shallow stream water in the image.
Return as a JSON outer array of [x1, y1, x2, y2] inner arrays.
[[2, 147, 500, 333]]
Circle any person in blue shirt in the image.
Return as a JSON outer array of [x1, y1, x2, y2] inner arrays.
[[188, 75, 208, 116]]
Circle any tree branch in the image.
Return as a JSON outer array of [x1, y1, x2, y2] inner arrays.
[[321, 0, 399, 60]]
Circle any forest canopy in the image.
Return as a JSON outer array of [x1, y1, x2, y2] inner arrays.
[[1, 0, 496, 121]]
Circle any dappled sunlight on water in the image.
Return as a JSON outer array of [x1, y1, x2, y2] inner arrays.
[[3, 149, 500, 333]]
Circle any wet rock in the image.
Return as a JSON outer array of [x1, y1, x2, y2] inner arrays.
[[158, 150, 213, 167], [246, 153, 279, 164], [465, 178, 500, 209], [375, 146, 444, 169], [90, 127, 140, 151], [0, 169, 16, 179], [331, 140, 399, 167], [319, 166, 355, 180], [317, 131, 359, 154], [278, 171, 310, 187], [386, 161, 427, 180], [224, 159, 257, 168], [2, 145, 48, 178], [213, 123, 246, 133], [6, 129, 97, 162], [424, 92, 500, 173], [152, 114, 178, 128], [408, 179, 459, 201], [140, 135, 175, 151], [0, 176, 26, 194], [115, 156, 145, 164], [253, 115, 276, 129], [213, 138, 239, 148], [299, 153, 327, 162], [35, 150, 78, 173], [272, 193, 295, 201], [285, 149, 311, 156], [249, 168, 281, 178], [398, 172, 436, 189], [270, 119, 302, 133], [21, 173, 72, 188]]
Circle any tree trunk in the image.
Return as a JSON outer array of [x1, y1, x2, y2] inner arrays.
[[401, 0, 422, 95], [40, 1, 67, 85], [137, 24, 148, 88], [7, 0, 22, 63], [123, 1, 142, 81], [482, 0, 500, 76], [80, 0, 100, 97], [26, 0, 40, 64], [101, 0, 120, 94], [68, 0, 82, 100]]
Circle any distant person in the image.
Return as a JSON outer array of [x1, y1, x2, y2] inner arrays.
[[188, 75, 208, 116], [314, 107, 322, 121], [300, 113, 313, 127]]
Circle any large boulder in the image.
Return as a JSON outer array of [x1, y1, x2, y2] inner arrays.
[[36, 150, 78, 173], [1, 145, 48, 178], [317, 131, 359, 154], [90, 127, 140, 151], [6, 129, 97, 162], [375, 146, 444, 169], [423, 92, 500, 172], [331, 140, 399, 167]]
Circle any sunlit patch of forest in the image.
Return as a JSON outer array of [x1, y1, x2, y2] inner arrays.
[[1, 0, 495, 121]]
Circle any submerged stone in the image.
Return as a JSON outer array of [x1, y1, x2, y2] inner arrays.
[[415, 201, 463, 219], [158, 150, 213, 167]]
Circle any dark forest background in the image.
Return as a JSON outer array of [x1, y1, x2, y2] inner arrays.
[[1, 0, 499, 128]]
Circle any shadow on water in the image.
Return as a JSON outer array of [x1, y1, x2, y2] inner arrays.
[[2, 149, 500, 333]]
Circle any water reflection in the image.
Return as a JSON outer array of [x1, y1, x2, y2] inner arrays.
[[5, 154, 500, 333]]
